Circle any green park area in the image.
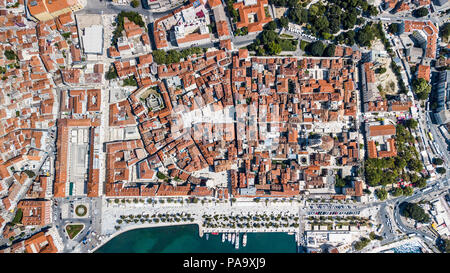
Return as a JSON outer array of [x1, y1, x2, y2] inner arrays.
[[364, 122, 428, 200], [65, 224, 84, 239]]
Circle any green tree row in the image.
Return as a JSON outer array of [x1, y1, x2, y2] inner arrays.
[[247, 27, 298, 56], [152, 47, 205, 65]]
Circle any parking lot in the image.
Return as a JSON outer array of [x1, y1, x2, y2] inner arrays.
[[306, 204, 361, 216]]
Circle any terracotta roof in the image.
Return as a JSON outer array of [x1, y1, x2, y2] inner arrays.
[[24, 232, 57, 253], [216, 20, 229, 37], [417, 64, 430, 82], [369, 124, 396, 137], [208, 0, 221, 8]]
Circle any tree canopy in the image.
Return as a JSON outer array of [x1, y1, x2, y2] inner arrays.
[[284, 0, 377, 40], [400, 202, 430, 223], [4, 50, 17, 60], [152, 47, 204, 65], [112, 11, 145, 45], [306, 41, 325, 56], [364, 122, 425, 188], [441, 23, 450, 41], [413, 78, 431, 100], [106, 65, 118, 80], [355, 24, 375, 47], [413, 7, 429, 18], [375, 188, 388, 201], [354, 237, 371, 251], [438, 238, 450, 253], [389, 23, 400, 34], [323, 44, 336, 57], [391, 187, 403, 197], [11, 208, 22, 224], [131, 0, 140, 8], [402, 186, 413, 196], [433, 158, 444, 165], [247, 29, 298, 56], [405, 119, 418, 130]]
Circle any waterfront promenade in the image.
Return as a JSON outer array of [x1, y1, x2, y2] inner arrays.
[[92, 198, 302, 252], [101, 198, 300, 232]]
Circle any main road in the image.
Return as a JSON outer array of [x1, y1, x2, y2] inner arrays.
[[391, 177, 449, 252]]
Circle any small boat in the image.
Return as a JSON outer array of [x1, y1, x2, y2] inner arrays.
[[222, 233, 225, 242], [227, 233, 231, 242], [212, 232, 218, 235], [288, 232, 294, 235], [243, 233, 247, 247], [235, 233, 240, 250], [231, 233, 235, 244], [205, 233, 209, 240]]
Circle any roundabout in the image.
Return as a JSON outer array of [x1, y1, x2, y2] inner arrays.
[[75, 205, 87, 217]]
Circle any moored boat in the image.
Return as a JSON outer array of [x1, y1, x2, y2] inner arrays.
[[222, 233, 225, 242], [227, 233, 231, 242], [231, 233, 235, 244], [235, 233, 240, 250], [243, 233, 247, 247]]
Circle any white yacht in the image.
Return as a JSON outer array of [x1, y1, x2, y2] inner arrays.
[[231, 233, 235, 244], [222, 233, 225, 243], [235, 233, 240, 250], [242, 233, 247, 247]]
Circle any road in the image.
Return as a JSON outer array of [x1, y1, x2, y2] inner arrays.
[[52, 196, 103, 252], [390, 177, 449, 251], [372, 12, 444, 27], [382, 22, 449, 178]]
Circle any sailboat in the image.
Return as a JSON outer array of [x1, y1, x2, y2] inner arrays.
[[242, 233, 247, 247], [222, 233, 225, 243], [227, 233, 231, 242], [235, 233, 240, 250], [231, 233, 235, 244]]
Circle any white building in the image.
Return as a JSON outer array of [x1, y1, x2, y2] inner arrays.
[[82, 25, 104, 55]]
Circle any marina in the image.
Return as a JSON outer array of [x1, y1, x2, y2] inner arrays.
[[96, 224, 297, 253]]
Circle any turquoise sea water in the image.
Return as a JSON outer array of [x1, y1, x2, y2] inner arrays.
[[96, 224, 298, 253]]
